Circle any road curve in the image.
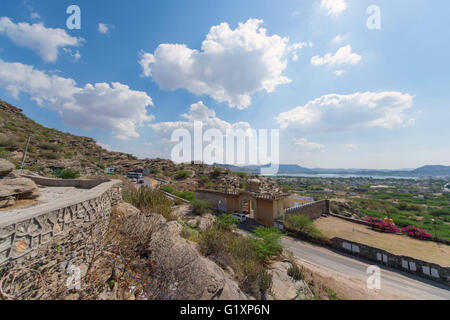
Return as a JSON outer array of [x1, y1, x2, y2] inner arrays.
[[282, 236, 450, 300]]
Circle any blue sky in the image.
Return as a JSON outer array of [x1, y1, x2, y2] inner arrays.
[[0, 0, 449, 169]]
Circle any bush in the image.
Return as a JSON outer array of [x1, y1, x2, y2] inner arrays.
[[236, 172, 248, 178], [366, 217, 400, 233], [210, 168, 222, 178], [40, 151, 60, 159], [150, 168, 161, 174], [175, 191, 196, 202], [39, 142, 60, 152], [174, 170, 190, 180], [55, 169, 80, 179], [0, 147, 10, 159], [216, 214, 239, 230], [161, 185, 175, 194], [123, 187, 175, 221], [191, 199, 210, 216], [286, 214, 323, 239], [287, 263, 304, 281], [401, 225, 432, 240], [251, 226, 283, 260]]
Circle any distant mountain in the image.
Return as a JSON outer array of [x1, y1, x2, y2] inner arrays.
[[215, 163, 313, 174], [411, 165, 450, 177]]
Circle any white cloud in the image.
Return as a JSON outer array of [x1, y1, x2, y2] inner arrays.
[[30, 12, 41, 20], [139, 19, 306, 109], [0, 17, 83, 62], [334, 70, 345, 76], [321, 0, 348, 17], [344, 144, 358, 150], [98, 23, 113, 35], [276, 91, 414, 133], [311, 45, 361, 67], [98, 142, 112, 151], [294, 138, 325, 151], [0, 58, 154, 139], [331, 34, 347, 44]]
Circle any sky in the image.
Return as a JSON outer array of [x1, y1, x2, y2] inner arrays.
[[0, 0, 449, 169]]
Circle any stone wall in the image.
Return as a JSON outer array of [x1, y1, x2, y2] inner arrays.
[[22, 175, 110, 189], [0, 180, 122, 268], [284, 200, 330, 220], [330, 237, 450, 286]]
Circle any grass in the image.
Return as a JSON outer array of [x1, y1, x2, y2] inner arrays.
[[123, 187, 175, 221], [285, 214, 323, 240], [161, 185, 196, 202], [198, 222, 283, 299], [54, 169, 80, 179], [191, 199, 210, 215]]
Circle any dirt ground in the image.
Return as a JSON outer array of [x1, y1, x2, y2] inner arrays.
[[314, 217, 450, 266]]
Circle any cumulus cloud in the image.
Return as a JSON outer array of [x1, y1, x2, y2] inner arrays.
[[139, 19, 307, 109], [98, 23, 113, 35], [321, 0, 347, 17], [331, 34, 347, 44], [311, 45, 361, 67], [276, 91, 414, 133], [294, 138, 325, 151], [98, 142, 112, 151], [0, 58, 154, 139], [0, 17, 83, 62], [334, 70, 345, 76]]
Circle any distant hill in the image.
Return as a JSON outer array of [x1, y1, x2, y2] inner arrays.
[[411, 165, 450, 177], [216, 163, 313, 174]]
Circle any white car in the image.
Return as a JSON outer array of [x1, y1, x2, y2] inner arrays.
[[232, 213, 247, 223], [130, 178, 137, 183]]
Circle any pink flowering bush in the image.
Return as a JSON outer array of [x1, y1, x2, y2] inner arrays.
[[401, 225, 432, 240], [366, 217, 401, 233]]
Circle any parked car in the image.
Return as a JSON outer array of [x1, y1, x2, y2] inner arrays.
[[138, 179, 145, 184], [130, 178, 137, 183], [232, 213, 247, 223]]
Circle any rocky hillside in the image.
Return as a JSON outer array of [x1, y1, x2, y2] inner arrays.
[[0, 99, 281, 193], [0, 99, 137, 176]]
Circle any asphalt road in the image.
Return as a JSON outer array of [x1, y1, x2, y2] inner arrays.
[[282, 236, 450, 300]]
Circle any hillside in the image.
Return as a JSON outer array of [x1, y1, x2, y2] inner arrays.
[[0, 99, 281, 193], [412, 165, 450, 177]]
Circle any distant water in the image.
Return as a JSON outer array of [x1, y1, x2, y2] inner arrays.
[[262, 173, 419, 180]]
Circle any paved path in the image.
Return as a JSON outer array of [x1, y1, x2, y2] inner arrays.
[[282, 237, 450, 300]]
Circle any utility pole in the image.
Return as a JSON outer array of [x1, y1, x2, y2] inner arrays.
[[20, 134, 31, 170]]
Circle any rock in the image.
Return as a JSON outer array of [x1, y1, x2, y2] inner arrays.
[[198, 214, 215, 231], [0, 159, 15, 177], [0, 177, 39, 199], [269, 261, 306, 300], [112, 201, 141, 218], [139, 212, 246, 300], [0, 196, 15, 208]]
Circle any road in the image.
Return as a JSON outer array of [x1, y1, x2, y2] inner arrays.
[[282, 237, 450, 300]]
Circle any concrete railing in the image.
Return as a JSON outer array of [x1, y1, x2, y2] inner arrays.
[[22, 175, 110, 189]]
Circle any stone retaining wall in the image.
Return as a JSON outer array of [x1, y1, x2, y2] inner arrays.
[[0, 180, 122, 268], [22, 175, 110, 189]]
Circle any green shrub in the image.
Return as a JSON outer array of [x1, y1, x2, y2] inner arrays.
[[39, 142, 60, 152], [286, 214, 323, 239], [210, 168, 222, 178], [176, 191, 196, 202], [40, 151, 60, 159], [236, 172, 248, 178], [150, 168, 161, 174], [287, 263, 304, 281], [0, 147, 10, 159], [251, 226, 283, 260], [55, 169, 80, 179], [123, 187, 175, 221], [191, 199, 210, 215], [161, 185, 176, 194], [217, 214, 239, 230], [174, 170, 190, 180]]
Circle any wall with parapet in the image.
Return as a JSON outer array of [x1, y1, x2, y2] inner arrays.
[[284, 200, 330, 220], [0, 180, 122, 268]]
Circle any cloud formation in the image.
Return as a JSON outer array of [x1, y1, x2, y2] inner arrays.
[[98, 23, 113, 35], [294, 138, 325, 151], [0, 17, 83, 62], [311, 45, 361, 67], [139, 19, 307, 109], [320, 0, 347, 16], [0, 58, 154, 139], [276, 91, 414, 133]]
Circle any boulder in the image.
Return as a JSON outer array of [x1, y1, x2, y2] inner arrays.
[[0, 177, 39, 199], [112, 201, 141, 218], [112, 202, 247, 300], [0, 159, 15, 177], [269, 261, 307, 300]]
